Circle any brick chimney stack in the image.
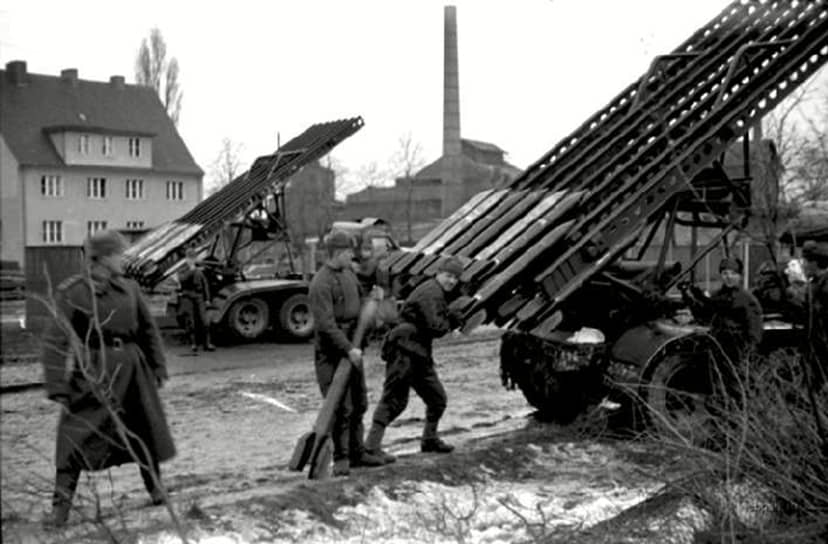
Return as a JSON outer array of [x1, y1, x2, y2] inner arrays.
[[5, 60, 28, 86], [60, 68, 78, 85], [441, 5, 464, 217], [443, 5, 461, 157]]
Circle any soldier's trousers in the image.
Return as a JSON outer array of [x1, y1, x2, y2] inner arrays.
[[180, 296, 209, 346], [314, 347, 368, 462], [372, 349, 447, 427]]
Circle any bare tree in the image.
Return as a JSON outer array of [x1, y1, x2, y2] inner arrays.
[[207, 138, 245, 196], [135, 28, 183, 125], [750, 72, 828, 261], [389, 133, 426, 244]]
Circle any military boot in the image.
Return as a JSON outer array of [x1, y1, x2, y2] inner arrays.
[[421, 420, 454, 454], [44, 469, 78, 528], [350, 449, 386, 467], [203, 330, 216, 351], [364, 422, 396, 464], [42, 503, 71, 528], [332, 459, 350, 477]]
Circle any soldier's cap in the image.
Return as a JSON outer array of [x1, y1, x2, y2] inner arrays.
[[802, 240, 828, 261], [437, 256, 464, 278], [719, 257, 743, 274], [85, 230, 127, 259], [325, 231, 354, 251]]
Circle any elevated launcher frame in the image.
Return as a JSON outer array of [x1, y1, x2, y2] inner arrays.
[[386, 0, 828, 337]]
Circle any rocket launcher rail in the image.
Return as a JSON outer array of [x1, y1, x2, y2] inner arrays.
[[124, 117, 364, 287], [390, 0, 828, 337]]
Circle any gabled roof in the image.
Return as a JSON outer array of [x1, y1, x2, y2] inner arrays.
[[0, 64, 202, 175]]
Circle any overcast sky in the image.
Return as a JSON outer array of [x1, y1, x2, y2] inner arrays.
[[1, 0, 738, 190]]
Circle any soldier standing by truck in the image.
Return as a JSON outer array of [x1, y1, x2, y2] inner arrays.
[[680, 257, 763, 363], [309, 231, 385, 476], [797, 240, 828, 390], [178, 248, 215, 353], [40, 230, 175, 527], [365, 256, 465, 460]]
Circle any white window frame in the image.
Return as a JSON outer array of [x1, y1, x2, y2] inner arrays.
[[126, 220, 145, 230], [42, 220, 63, 244], [87, 220, 108, 236], [128, 137, 141, 158], [166, 180, 184, 201], [125, 178, 145, 200], [87, 177, 107, 199], [102, 136, 113, 156], [40, 175, 64, 197], [79, 134, 90, 155]]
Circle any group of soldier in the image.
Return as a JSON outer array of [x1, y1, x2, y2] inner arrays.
[[682, 241, 828, 390], [308, 231, 463, 476], [38, 227, 828, 527]]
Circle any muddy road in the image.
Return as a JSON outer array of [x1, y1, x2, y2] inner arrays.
[[1, 332, 678, 543]]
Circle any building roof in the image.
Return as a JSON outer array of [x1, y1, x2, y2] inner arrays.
[[461, 138, 504, 155], [0, 62, 202, 175], [416, 153, 522, 184]]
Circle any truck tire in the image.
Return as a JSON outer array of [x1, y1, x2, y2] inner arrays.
[[279, 293, 314, 341], [227, 297, 270, 340], [643, 351, 715, 446]]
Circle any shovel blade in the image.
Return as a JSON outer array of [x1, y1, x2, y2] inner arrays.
[[288, 431, 315, 471], [308, 435, 333, 480]]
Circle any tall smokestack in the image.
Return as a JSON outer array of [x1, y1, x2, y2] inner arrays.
[[443, 5, 461, 157], [441, 5, 464, 217]]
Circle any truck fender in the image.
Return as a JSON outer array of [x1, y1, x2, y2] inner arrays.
[[607, 322, 723, 386]]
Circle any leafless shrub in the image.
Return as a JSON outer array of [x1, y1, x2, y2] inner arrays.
[[412, 482, 482, 544], [645, 347, 828, 542]]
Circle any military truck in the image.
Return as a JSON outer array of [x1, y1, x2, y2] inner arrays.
[[125, 118, 365, 342], [383, 0, 827, 439]]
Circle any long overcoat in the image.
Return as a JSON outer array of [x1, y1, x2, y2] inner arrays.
[[41, 274, 176, 471]]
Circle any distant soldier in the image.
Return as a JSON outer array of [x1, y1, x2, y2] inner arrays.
[[752, 260, 789, 316], [681, 257, 763, 362], [308, 231, 385, 477], [797, 240, 828, 389], [41, 230, 175, 527], [178, 248, 215, 353], [365, 256, 466, 460]]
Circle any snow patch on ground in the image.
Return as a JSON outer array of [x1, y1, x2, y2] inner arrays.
[[144, 476, 662, 544]]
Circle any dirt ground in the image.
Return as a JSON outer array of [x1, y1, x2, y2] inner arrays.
[[0, 331, 684, 543]]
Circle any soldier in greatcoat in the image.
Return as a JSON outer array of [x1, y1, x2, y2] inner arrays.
[[40, 230, 176, 527], [365, 256, 465, 461], [308, 231, 384, 477], [177, 248, 215, 353]]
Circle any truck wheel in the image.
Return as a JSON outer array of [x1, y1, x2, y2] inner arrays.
[[279, 293, 314, 341], [227, 297, 270, 340], [644, 352, 714, 446]]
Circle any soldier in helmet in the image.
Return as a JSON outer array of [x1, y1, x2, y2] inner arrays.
[[40, 230, 175, 527], [308, 231, 385, 477], [177, 247, 215, 353], [364, 256, 466, 461]]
